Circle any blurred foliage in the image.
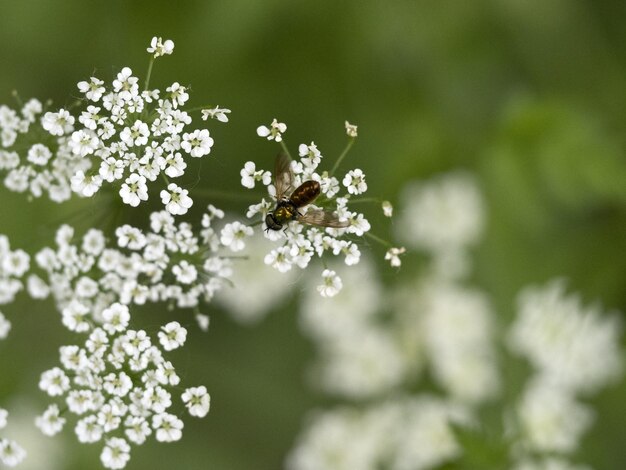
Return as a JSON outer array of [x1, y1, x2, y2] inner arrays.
[[1, 0, 626, 469]]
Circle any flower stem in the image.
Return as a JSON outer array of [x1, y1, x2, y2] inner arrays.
[[144, 57, 155, 91], [279, 139, 293, 160], [365, 231, 392, 248], [330, 137, 356, 177]]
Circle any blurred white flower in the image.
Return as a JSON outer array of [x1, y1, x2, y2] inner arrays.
[[0, 312, 10, 339], [420, 282, 499, 404], [316, 269, 342, 298], [516, 379, 594, 454], [508, 280, 623, 394], [396, 172, 484, 254], [311, 324, 407, 399], [216, 235, 289, 324], [344, 121, 358, 137]]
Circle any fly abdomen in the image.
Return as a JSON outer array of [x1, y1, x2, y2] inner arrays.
[[289, 180, 321, 208]]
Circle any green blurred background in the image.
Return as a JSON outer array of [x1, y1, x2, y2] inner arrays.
[[1, 0, 626, 468]]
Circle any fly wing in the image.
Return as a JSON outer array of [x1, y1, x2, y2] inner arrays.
[[298, 208, 351, 228], [274, 152, 294, 201]]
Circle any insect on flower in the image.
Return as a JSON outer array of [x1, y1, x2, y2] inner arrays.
[[265, 153, 350, 232]]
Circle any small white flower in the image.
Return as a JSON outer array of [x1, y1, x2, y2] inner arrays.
[[124, 416, 151, 444], [385, 246, 406, 267], [42, 108, 75, 136], [152, 413, 183, 442], [382, 200, 393, 217], [263, 246, 292, 273], [147, 36, 175, 57], [345, 120, 358, 137], [202, 106, 231, 123], [317, 269, 342, 297], [77, 77, 106, 101], [119, 173, 148, 207], [102, 303, 131, 335], [112, 67, 139, 98], [158, 321, 187, 351], [119, 120, 150, 147], [26, 143, 52, 166], [100, 437, 131, 470], [298, 142, 322, 169], [220, 221, 254, 252], [257, 118, 287, 142], [160, 183, 193, 215], [0, 439, 27, 467], [181, 386, 211, 418], [166, 82, 189, 108], [99, 157, 125, 182], [39, 367, 70, 396], [75, 416, 103, 443], [172, 260, 198, 284], [69, 129, 99, 157], [62, 299, 91, 332], [35, 404, 66, 436], [343, 168, 367, 195], [181, 129, 213, 157], [240, 161, 272, 189]]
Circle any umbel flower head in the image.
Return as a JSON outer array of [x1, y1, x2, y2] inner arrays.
[[0, 37, 228, 216], [35, 302, 210, 470], [0, 408, 27, 467], [242, 121, 373, 296]]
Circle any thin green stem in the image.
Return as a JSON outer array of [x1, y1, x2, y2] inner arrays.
[[364, 231, 392, 248], [330, 137, 356, 177], [144, 57, 155, 91], [279, 139, 293, 160], [185, 105, 215, 114], [347, 197, 382, 205]]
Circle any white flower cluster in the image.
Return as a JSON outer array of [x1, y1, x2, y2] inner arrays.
[[0, 37, 226, 216], [36, 303, 209, 469], [417, 281, 500, 404], [287, 397, 469, 470], [506, 280, 623, 461], [0, 234, 30, 339], [243, 126, 372, 296], [30, 207, 235, 323], [396, 171, 484, 279], [288, 173, 624, 470], [0, 234, 30, 306], [0, 408, 27, 467], [509, 280, 623, 394]]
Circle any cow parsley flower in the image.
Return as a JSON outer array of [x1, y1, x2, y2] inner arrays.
[[0, 438, 27, 467], [202, 106, 231, 123], [146, 36, 174, 58], [158, 322, 187, 351], [256, 118, 287, 142], [344, 120, 358, 137], [508, 280, 623, 394], [36, 302, 207, 469], [181, 386, 211, 418], [242, 123, 374, 295], [0, 40, 227, 208]]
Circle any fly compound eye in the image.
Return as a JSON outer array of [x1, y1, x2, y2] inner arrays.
[[265, 214, 282, 231]]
